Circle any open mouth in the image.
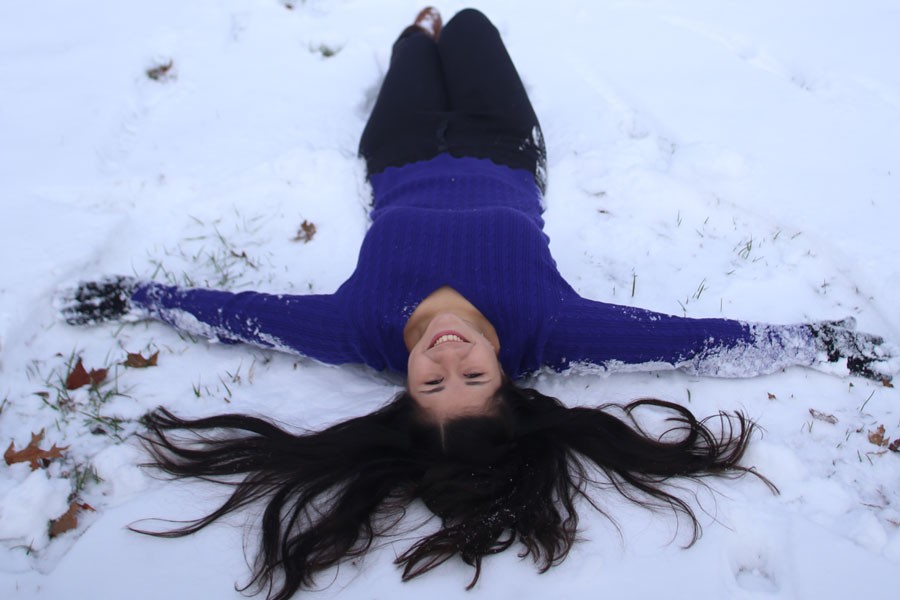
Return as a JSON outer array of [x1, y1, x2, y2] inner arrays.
[[428, 330, 469, 349]]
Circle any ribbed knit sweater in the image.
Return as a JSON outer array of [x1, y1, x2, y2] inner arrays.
[[131, 153, 817, 378]]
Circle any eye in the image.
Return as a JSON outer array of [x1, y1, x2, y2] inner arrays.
[[425, 378, 443, 386], [464, 372, 485, 379]]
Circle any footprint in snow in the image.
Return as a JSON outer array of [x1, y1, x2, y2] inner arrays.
[[733, 556, 780, 594], [722, 508, 791, 596], [661, 15, 823, 94]]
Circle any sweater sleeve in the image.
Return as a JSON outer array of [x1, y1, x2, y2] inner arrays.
[[545, 296, 817, 377], [130, 281, 363, 366]]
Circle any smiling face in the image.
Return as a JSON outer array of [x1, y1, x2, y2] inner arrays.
[[407, 313, 503, 421]]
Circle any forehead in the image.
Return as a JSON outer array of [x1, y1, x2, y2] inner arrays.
[[410, 383, 502, 421]]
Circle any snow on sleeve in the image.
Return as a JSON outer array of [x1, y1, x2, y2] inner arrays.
[[549, 297, 819, 378], [687, 322, 818, 377], [130, 281, 364, 366]]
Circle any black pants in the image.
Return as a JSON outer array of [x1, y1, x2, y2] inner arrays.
[[359, 9, 546, 192]]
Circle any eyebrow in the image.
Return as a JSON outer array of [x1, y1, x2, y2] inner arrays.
[[420, 381, 488, 395]]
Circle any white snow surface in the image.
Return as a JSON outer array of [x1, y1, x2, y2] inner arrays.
[[2, 0, 900, 598]]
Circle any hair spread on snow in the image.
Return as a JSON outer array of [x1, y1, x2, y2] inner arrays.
[[133, 380, 774, 600]]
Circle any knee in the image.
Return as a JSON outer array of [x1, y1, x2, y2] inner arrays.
[[393, 25, 439, 54], [443, 8, 496, 36], [453, 7, 490, 21]]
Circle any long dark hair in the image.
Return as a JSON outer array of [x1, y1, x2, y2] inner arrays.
[[135, 380, 774, 600]]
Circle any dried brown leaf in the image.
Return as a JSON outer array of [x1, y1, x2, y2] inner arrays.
[[65, 359, 89, 389], [767, 392, 777, 400], [882, 377, 895, 388], [293, 220, 317, 243], [889, 438, 900, 453], [147, 60, 174, 81], [808, 408, 838, 425], [49, 502, 95, 538], [65, 359, 107, 390], [868, 424, 889, 447], [4, 430, 68, 469], [123, 351, 159, 369]]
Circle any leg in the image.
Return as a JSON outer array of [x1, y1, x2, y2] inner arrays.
[[359, 28, 449, 176], [438, 9, 546, 189]]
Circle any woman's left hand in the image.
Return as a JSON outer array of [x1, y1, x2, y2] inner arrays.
[[808, 318, 898, 382]]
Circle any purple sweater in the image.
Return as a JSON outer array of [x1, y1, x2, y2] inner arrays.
[[131, 154, 816, 378]]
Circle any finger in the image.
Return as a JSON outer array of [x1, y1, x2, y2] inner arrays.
[[847, 356, 875, 379], [63, 307, 95, 326], [836, 316, 857, 330], [819, 317, 856, 331], [849, 331, 886, 354]]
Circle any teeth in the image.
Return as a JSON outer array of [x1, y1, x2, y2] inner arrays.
[[434, 334, 465, 347]]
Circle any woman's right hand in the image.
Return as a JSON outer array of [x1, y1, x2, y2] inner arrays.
[[58, 276, 138, 325]]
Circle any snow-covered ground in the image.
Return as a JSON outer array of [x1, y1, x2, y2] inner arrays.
[[2, 0, 899, 598]]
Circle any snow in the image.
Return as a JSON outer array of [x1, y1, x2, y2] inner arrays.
[[2, 0, 899, 598]]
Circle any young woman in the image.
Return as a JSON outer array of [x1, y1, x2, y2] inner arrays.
[[61, 7, 895, 600]]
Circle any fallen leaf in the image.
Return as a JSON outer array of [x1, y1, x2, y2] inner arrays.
[[146, 60, 174, 81], [889, 439, 900, 453], [868, 424, 889, 447], [293, 220, 317, 243], [65, 359, 107, 390], [315, 44, 339, 58], [808, 408, 838, 424], [767, 392, 777, 400], [49, 502, 95, 538], [4, 430, 68, 469], [882, 378, 895, 388], [123, 351, 159, 368], [65, 360, 90, 389]]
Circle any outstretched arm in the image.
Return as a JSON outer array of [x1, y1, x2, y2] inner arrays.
[[546, 298, 897, 381], [59, 277, 364, 366]]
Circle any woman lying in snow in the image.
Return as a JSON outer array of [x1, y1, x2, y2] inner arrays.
[[60, 7, 897, 600]]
